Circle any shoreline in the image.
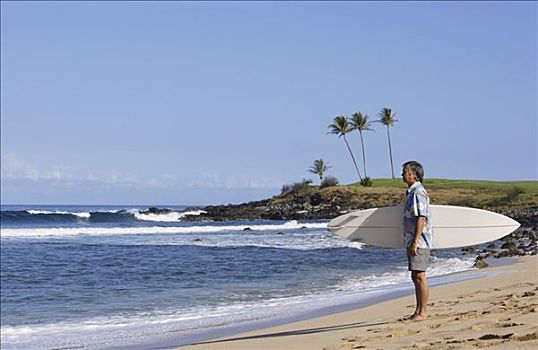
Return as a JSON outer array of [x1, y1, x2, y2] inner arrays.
[[176, 256, 537, 350], [140, 264, 485, 349]]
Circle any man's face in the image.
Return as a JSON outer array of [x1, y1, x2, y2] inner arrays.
[[402, 165, 416, 185]]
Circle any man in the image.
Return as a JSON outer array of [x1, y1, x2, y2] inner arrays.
[[402, 161, 432, 321]]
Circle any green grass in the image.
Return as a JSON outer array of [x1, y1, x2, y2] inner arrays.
[[275, 178, 537, 209], [424, 179, 538, 192], [345, 178, 538, 208], [349, 178, 538, 192]]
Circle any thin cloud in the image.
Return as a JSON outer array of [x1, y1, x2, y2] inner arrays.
[[188, 172, 281, 190], [1, 152, 73, 181], [1, 153, 281, 191]]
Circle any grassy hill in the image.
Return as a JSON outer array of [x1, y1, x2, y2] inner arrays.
[[195, 178, 537, 222], [275, 178, 538, 210]]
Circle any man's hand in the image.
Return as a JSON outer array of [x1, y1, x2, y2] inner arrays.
[[408, 217, 426, 256], [407, 242, 418, 256]]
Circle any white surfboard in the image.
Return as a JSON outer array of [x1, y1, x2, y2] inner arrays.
[[328, 205, 520, 249]]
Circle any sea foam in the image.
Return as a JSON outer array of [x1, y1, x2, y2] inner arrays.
[[134, 210, 207, 222], [0, 220, 328, 238], [26, 210, 91, 219]]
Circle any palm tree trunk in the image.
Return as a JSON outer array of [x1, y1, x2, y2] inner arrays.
[[386, 126, 395, 179], [359, 130, 367, 178], [344, 135, 363, 181]]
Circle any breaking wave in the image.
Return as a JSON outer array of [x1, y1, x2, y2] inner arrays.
[[0, 208, 207, 224]]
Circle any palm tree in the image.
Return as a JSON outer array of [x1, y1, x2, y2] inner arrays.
[[328, 116, 363, 181], [350, 112, 374, 177], [377, 107, 398, 179], [308, 159, 331, 184]]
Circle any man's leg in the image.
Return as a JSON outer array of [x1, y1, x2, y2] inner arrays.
[[411, 271, 420, 317], [411, 270, 429, 320]]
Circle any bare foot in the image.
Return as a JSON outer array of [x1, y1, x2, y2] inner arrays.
[[410, 314, 427, 321], [399, 313, 417, 321]]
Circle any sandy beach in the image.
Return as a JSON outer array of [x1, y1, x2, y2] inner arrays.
[[179, 256, 537, 350]]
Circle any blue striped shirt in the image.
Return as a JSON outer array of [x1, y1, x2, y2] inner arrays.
[[403, 182, 433, 248]]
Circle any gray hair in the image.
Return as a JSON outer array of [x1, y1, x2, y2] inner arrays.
[[402, 161, 424, 182]]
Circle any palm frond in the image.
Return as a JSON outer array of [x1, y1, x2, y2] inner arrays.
[[350, 112, 374, 131], [308, 159, 331, 175], [327, 115, 351, 137], [377, 107, 398, 126]]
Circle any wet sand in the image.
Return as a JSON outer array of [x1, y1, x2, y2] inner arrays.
[[178, 256, 537, 350]]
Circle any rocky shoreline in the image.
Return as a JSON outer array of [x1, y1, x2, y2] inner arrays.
[[460, 207, 537, 267], [471, 221, 537, 268], [141, 203, 537, 265]]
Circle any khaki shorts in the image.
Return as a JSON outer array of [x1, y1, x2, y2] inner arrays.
[[407, 248, 430, 271]]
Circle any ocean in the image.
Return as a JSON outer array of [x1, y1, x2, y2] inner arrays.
[[0, 205, 477, 349]]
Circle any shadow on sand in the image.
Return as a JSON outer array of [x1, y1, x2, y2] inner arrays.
[[173, 320, 390, 348]]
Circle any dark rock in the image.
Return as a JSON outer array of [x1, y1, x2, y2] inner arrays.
[[496, 250, 512, 258], [462, 246, 476, 253], [501, 242, 517, 250], [310, 192, 322, 206], [478, 252, 490, 259], [143, 207, 174, 215], [243, 227, 252, 231], [495, 247, 519, 258], [474, 257, 488, 269], [513, 230, 524, 239]]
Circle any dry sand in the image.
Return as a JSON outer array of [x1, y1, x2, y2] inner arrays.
[[178, 256, 537, 350]]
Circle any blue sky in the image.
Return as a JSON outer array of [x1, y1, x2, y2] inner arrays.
[[1, 1, 536, 205]]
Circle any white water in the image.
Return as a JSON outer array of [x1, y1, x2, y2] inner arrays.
[[0, 220, 328, 238], [0, 221, 363, 251], [26, 210, 91, 219], [134, 210, 207, 222]]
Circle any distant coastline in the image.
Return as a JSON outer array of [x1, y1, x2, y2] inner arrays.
[[156, 178, 538, 264], [167, 178, 538, 222]]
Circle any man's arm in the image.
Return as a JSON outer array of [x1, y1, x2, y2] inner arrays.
[[409, 216, 426, 256]]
